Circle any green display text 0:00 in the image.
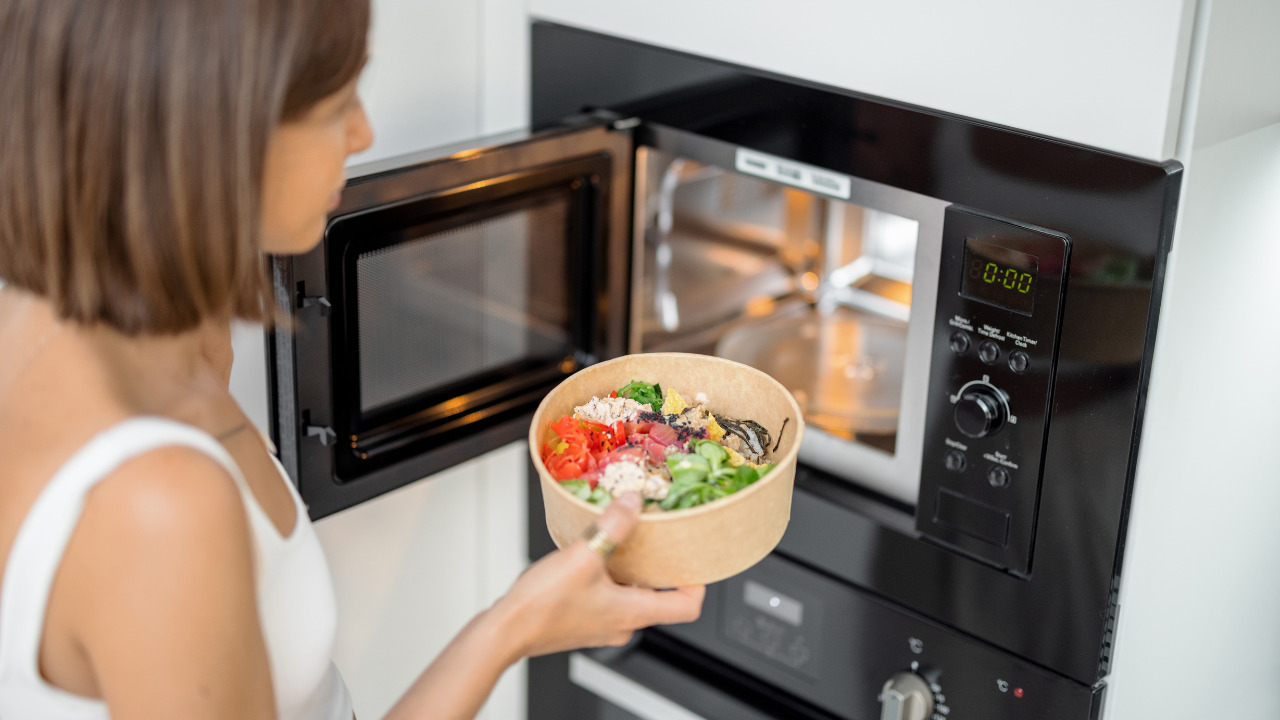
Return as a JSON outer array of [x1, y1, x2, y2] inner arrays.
[[983, 263, 1033, 293]]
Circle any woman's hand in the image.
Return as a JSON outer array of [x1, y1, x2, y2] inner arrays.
[[497, 492, 706, 659], [385, 492, 704, 720]]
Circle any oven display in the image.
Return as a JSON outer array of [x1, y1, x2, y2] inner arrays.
[[960, 238, 1039, 316]]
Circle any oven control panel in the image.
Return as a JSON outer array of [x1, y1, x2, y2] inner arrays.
[[917, 207, 1070, 575], [658, 552, 1102, 719]]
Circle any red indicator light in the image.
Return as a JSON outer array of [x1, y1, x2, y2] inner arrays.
[[1014, 687, 1024, 698]]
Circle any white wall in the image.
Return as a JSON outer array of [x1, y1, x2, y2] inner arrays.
[[1105, 1, 1280, 717], [230, 1, 533, 718], [352, 0, 528, 166], [529, 0, 1197, 161], [1107, 118, 1280, 720]]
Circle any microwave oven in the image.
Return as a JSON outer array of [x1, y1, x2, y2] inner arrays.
[[269, 22, 1180, 719]]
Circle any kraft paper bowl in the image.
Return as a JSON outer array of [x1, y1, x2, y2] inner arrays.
[[529, 352, 805, 588]]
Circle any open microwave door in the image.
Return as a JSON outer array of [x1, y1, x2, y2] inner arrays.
[[270, 119, 634, 519]]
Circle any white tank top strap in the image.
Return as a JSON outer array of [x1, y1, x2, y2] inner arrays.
[[0, 416, 244, 687]]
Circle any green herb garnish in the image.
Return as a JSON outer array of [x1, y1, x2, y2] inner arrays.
[[659, 440, 773, 510], [617, 380, 663, 410], [559, 479, 613, 506]]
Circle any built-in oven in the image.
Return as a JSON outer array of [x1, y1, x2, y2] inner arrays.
[[546, 553, 1102, 720], [269, 21, 1180, 720]]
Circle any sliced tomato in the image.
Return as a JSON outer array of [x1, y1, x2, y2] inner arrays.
[[545, 415, 632, 479], [552, 415, 588, 442], [545, 442, 596, 480]]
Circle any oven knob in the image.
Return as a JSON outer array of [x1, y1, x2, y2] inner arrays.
[[879, 672, 935, 720], [954, 386, 1006, 438]]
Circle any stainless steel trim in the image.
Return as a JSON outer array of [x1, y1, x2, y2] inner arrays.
[[631, 124, 950, 506], [568, 652, 708, 720]]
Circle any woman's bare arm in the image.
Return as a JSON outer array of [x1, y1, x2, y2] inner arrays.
[[50, 443, 699, 720], [50, 446, 277, 719], [383, 493, 704, 720]]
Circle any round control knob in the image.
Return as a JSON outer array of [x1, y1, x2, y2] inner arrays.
[[879, 672, 935, 720], [954, 386, 1007, 438]]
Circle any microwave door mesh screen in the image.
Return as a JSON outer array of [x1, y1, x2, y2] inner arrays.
[[354, 199, 572, 414]]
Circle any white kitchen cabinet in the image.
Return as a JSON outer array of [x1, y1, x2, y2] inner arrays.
[[311, 443, 528, 720], [529, 0, 1197, 161]]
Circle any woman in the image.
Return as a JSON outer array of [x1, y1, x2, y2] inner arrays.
[[0, 1, 704, 718]]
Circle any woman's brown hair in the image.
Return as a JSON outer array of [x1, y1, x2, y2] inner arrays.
[[0, 0, 370, 334]]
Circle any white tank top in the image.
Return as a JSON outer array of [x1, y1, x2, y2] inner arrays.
[[0, 417, 353, 720]]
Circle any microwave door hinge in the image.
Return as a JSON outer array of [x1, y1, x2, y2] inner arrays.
[[295, 281, 331, 316], [299, 295, 331, 316], [305, 424, 337, 446]]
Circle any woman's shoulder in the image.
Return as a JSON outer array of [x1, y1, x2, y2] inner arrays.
[[35, 412, 256, 581], [39, 438, 267, 709], [56, 437, 256, 592], [85, 440, 248, 536], [55, 440, 258, 627]]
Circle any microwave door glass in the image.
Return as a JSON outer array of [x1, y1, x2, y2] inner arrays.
[[353, 197, 572, 418], [329, 181, 588, 475]]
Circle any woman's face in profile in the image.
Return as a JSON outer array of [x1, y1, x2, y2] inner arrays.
[[260, 79, 373, 255]]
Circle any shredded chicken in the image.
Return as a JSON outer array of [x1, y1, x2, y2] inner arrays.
[[598, 460, 670, 500], [574, 396, 646, 426]]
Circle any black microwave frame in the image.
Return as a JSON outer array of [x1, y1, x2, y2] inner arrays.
[[269, 124, 633, 519]]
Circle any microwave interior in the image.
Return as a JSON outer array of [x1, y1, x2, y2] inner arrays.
[[631, 143, 946, 506]]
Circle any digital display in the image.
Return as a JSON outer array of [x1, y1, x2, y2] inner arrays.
[[960, 239, 1039, 316]]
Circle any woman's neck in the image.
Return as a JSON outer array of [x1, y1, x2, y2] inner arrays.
[[0, 286, 234, 418]]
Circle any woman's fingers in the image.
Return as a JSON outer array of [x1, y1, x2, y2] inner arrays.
[[594, 491, 642, 545], [611, 584, 706, 628]]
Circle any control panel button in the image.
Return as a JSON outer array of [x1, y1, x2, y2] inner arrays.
[[953, 386, 1007, 438], [987, 465, 1010, 488], [948, 330, 971, 354], [944, 450, 966, 472], [1008, 350, 1030, 373], [978, 340, 1000, 364]]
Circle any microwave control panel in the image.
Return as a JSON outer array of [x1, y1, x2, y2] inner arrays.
[[918, 206, 1070, 575]]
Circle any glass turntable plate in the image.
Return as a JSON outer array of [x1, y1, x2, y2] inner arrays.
[[716, 304, 906, 438]]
